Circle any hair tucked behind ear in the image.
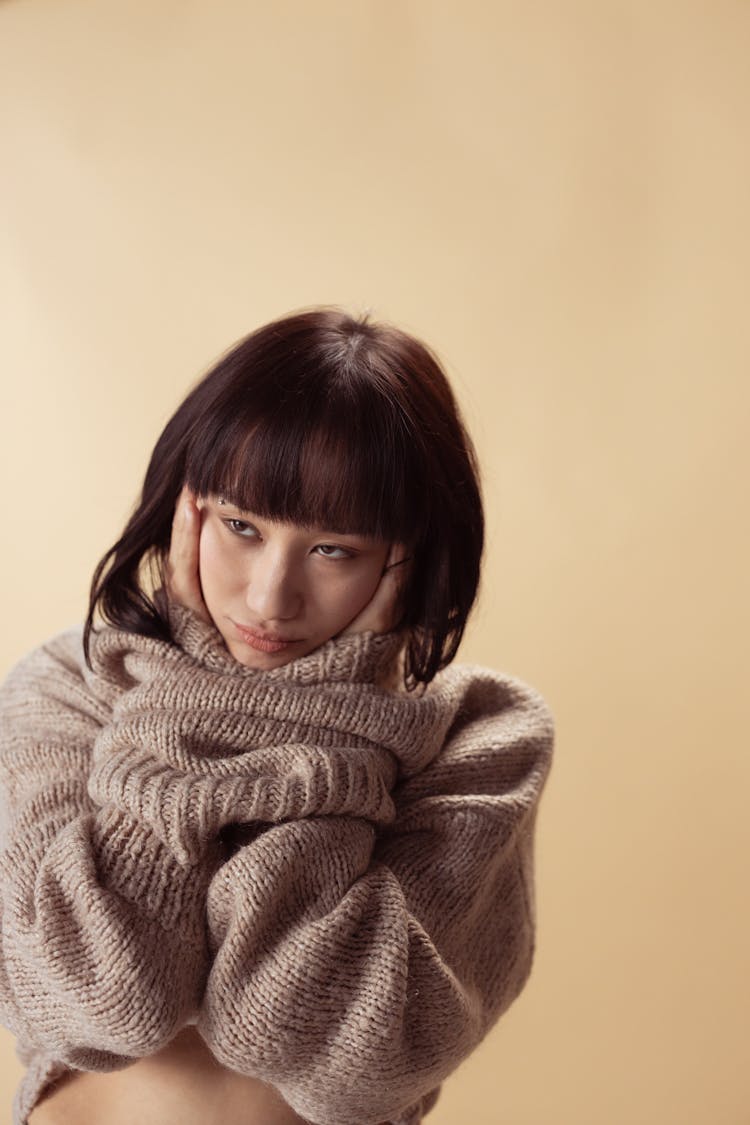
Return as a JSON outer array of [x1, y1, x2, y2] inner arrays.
[[84, 306, 484, 689]]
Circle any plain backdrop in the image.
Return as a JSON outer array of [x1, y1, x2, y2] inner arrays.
[[1, 2, 748, 1123]]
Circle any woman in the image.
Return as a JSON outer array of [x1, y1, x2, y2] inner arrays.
[[0, 307, 554, 1125]]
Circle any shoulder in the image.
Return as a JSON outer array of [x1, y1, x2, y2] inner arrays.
[[427, 661, 556, 782], [0, 625, 110, 725], [435, 660, 555, 737], [381, 661, 555, 825], [2, 625, 86, 687]]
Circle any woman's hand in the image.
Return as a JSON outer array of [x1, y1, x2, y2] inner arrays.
[[341, 543, 412, 636], [165, 484, 213, 625]]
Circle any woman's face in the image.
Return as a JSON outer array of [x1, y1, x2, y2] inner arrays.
[[197, 494, 392, 669]]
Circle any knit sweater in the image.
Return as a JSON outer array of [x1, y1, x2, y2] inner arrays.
[[0, 604, 554, 1125]]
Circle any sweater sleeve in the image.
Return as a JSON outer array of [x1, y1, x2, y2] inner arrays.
[[0, 628, 225, 1070], [194, 666, 555, 1125]]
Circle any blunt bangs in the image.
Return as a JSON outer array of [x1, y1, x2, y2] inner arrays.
[[184, 372, 425, 547]]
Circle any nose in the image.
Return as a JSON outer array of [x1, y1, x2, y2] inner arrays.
[[245, 546, 303, 625]]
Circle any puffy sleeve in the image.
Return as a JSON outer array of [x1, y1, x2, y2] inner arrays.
[[195, 659, 555, 1125], [0, 627, 225, 1070]]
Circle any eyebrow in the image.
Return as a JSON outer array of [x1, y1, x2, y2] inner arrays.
[[215, 499, 373, 541]]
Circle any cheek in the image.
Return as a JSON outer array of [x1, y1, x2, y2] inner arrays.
[[318, 563, 384, 628]]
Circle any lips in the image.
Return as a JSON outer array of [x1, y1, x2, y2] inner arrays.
[[232, 621, 302, 654]]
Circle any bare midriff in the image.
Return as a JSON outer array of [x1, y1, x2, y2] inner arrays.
[[27, 1026, 310, 1125]]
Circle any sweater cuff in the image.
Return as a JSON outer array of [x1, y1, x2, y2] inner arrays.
[[88, 805, 220, 937]]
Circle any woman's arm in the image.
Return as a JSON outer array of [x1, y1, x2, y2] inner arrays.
[[0, 628, 225, 1069], [194, 665, 555, 1125]]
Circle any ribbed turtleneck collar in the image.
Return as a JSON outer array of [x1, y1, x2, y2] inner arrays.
[[162, 598, 409, 686]]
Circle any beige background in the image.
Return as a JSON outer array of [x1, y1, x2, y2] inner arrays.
[[1, 2, 748, 1123]]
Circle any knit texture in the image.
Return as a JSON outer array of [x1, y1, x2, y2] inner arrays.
[[0, 606, 554, 1125]]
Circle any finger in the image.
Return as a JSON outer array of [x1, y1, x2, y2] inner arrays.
[[382, 542, 412, 602], [368, 568, 404, 632], [382, 545, 412, 623], [167, 487, 198, 597], [166, 486, 211, 622], [342, 543, 412, 636], [383, 545, 412, 574]]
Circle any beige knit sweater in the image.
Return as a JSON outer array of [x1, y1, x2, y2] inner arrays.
[[0, 604, 554, 1125]]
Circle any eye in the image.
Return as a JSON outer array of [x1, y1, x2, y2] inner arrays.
[[224, 518, 259, 539], [314, 543, 353, 560]]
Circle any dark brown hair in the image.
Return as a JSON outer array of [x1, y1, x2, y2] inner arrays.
[[84, 306, 484, 688]]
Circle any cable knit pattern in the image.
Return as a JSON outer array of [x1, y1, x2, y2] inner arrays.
[[0, 606, 554, 1125]]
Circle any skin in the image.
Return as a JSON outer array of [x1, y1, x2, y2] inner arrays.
[[28, 1029, 314, 1125], [30, 484, 407, 1125]]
